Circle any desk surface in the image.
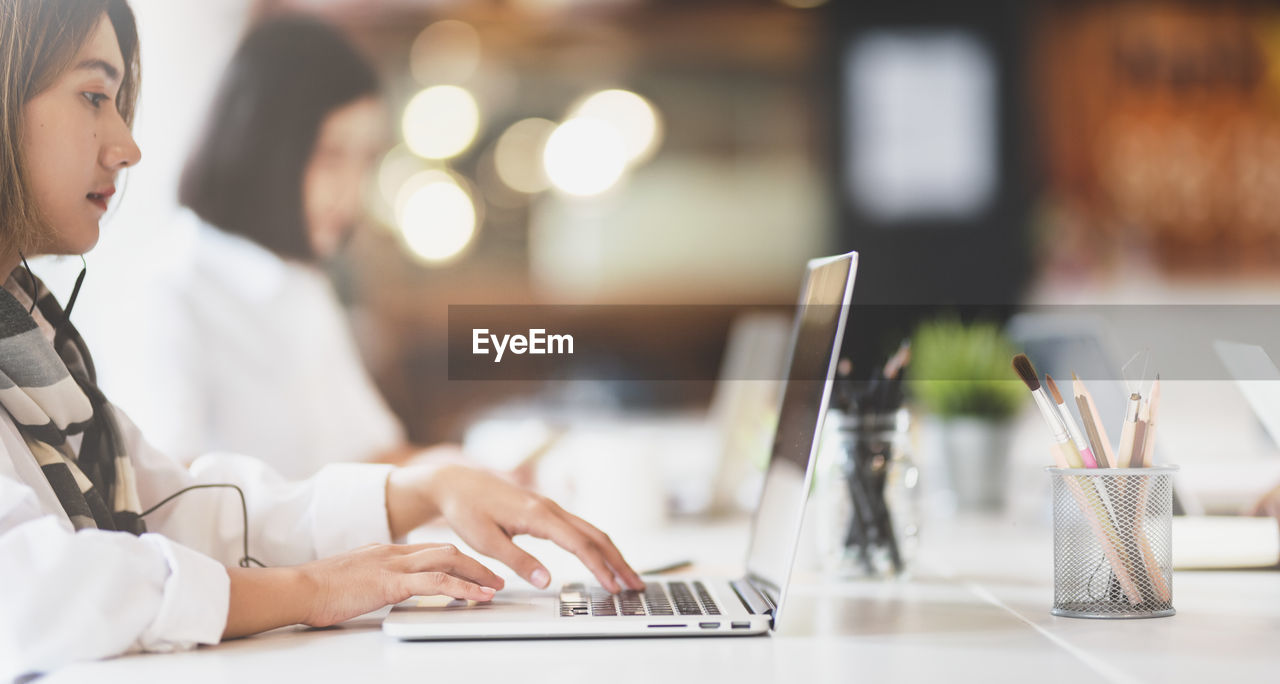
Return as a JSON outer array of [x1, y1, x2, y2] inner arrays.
[[47, 516, 1280, 684]]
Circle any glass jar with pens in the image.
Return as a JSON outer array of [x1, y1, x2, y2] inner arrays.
[[813, 343, 922, 579], [814, 406, 921, 579]]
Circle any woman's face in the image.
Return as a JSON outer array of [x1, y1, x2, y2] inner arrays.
[[302, 96, 386, 259], [21, 14, 141, 255]]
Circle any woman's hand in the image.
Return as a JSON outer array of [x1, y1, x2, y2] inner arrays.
[[223, 542, 503, 639], [297, 542, 504, 627], [387, 461, 645, 593], [1248, 482, 1280, 520]]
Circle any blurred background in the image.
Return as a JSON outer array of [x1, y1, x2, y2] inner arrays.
[[33, 0, 1280, 535]]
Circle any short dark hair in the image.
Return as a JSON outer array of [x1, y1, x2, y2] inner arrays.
[[179, 16, 378, 261], [0, 0, 140, 254]]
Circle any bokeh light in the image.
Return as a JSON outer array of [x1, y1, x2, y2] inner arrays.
[[476, 147, 526, 210], [495, 117, 557, 194], [511, 0, 579, 14], [570, 89, 663, 164], [543, 117, 629, 196], [377, 146, 428, 206], [402, 85, 480, 160], [396, 170, 478, 264], [410, 20, 482, 85]]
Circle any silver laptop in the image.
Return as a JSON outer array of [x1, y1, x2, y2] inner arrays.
[[383, 251, 858, 640], [1214, 340, 1280, 450]]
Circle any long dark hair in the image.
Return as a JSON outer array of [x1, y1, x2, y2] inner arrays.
[[179, 16, 378, 261], [0, 0, 140, 255]]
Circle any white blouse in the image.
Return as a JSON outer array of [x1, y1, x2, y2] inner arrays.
[[106, 211, 404, 479], [0, 293, 395, 679]]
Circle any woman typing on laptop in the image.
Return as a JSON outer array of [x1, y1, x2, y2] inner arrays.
[[0, 1, 641, 678]]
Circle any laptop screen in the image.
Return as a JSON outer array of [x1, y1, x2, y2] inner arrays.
[[743, 251, 857, 615]]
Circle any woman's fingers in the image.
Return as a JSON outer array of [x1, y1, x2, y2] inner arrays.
[[466, 525, 555, 590], [299, 543, 502, 627], [393, 542, 460, 555], [542, 499, 643, 589], [464, 498, 641, 593], [404, 571, 497, 602], [402, 544, 505, 590], [555, 509, 645, 590], [523, 511, 623, 593]]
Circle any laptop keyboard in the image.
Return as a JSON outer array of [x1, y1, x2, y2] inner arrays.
[[558, 581, 722, 617]]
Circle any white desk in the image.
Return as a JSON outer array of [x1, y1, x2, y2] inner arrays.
[[46, 516, 1280, 684]]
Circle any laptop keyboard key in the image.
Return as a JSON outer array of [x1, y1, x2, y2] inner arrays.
[[643, 585, 674, 616], [693, 581, 722, 615], [558, 581, 715, 618], [589, 588, 618, 616], [667, 582, 705, 616]]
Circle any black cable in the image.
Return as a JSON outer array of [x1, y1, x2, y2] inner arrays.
[[9, 259, 263, 569], [140, 483, 266, 568], [17, 251, 37, 314], [53, 256, 88, 349]]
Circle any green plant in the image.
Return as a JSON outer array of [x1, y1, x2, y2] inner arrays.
[[909, 318, 1025, 420]]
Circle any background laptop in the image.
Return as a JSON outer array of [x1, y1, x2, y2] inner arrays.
[[1214, 340, 1280, 451], [383, 250, 858, 640]]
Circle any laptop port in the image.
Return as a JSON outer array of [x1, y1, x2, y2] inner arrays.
[[699, 622, 720, 629], [731, 621, 750, 629]]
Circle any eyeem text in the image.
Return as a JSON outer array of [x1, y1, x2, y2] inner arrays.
[[472, 328, 574, 363]]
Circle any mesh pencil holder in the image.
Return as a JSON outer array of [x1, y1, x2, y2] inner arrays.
[[1048, 467, 1177, 619]]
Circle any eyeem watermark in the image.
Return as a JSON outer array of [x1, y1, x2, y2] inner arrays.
[[472, 328, 574, 363]]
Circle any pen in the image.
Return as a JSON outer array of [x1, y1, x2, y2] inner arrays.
[[1116, 393, 1141, 468], [638, 560, 693, 575]]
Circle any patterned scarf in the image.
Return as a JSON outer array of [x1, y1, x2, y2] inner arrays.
[[0, 267, 144, 534]]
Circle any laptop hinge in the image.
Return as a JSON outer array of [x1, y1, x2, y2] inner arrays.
[[731, 577, 776, 618]]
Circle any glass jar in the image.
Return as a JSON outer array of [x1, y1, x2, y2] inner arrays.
[[813, 407, 921, 579]]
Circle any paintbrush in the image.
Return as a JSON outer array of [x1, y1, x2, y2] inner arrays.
[[1012, 354, 1083, 468], [1046, 375, 1099, 468]]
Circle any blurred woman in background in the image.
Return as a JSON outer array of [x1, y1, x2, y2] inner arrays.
[[123, 17, 412, 478]]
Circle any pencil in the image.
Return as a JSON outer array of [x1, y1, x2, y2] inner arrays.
[[1132, 475, 1172, 603], [1141, 375, 1161, 467], [1132, 377, 1169, 601], [1131, 399, 1150, 468], [1072, 373, 1115, 469]]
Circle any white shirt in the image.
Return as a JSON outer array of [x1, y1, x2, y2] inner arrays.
[[0, 297, 396, 680], [108, 211, 404, 479]]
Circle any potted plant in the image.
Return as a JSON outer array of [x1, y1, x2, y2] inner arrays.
[[910, 318, 1025, 511]]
